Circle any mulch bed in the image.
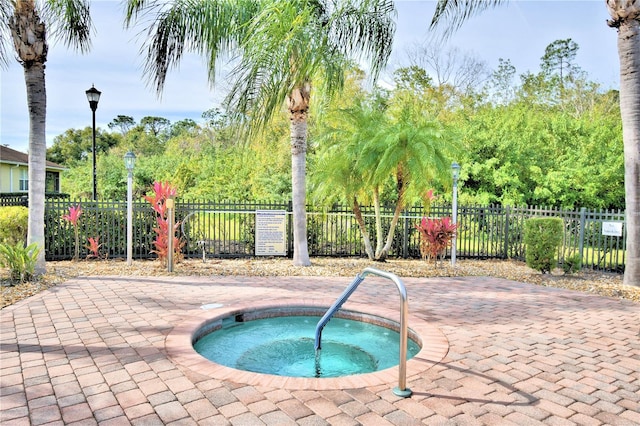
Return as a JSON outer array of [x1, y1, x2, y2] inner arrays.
[[2, 257, 638, 309]]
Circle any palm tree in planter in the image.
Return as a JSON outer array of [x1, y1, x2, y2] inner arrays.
[[124, 0, 396, 266], [430, 0, 640, 286], [0, 0, 93, 274]]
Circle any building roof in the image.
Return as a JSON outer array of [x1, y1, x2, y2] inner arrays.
[[0, 145, 65, 170]]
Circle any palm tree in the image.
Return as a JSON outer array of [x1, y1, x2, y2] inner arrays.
[[430, 0, 640, 287], [1, 0, 93, 274], [314, 92, 455, 260], [124, 0, 396, 266]]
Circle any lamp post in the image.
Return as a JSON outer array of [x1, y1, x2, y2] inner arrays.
[[124, 151, 136, 266], [451, 162, 461, 266], [166, 195, 175, 272], [85, 85, 101, 201]]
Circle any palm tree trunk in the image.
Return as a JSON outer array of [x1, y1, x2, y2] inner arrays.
[[373, 186, 384, 256], [615, 15, 640, 286], [25, 63, 47, 274], [289, 86, 311, 266], [376, 171, 406, 261], [352, 197, 375, 260]]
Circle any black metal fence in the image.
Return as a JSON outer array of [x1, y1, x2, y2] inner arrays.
[[30, 198, 627, 272]]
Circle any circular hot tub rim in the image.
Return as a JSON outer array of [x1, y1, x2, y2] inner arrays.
[[165, 299, 449, 391]]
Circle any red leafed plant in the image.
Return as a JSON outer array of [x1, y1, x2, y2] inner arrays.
[[144, 181, 183, 264], [62, 205, 83, 261], [416, 216, 457, 265], [85, 236, 102, 259]]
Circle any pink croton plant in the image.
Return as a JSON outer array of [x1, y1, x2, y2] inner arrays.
[[144, 181, 183, 264], [416, 216, 457, 266], [86, 236, 102, 259], [62, 205, 83, 261]]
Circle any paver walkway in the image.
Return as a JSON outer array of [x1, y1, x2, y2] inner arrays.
[[1, 274, 639, 425]]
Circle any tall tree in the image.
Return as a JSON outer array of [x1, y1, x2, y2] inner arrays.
[[430, 0, 640, 287], [124, 0, 396, 266], [108, 115, 136, 135], [1, 0, 93, 274], [541, 38, 580, 82]]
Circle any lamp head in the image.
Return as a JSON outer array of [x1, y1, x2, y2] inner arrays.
[[451, 162, 461, 180], [124, 151, 136, 172], [86, 85, 101, 111]]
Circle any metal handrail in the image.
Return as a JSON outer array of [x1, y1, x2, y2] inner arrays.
[[314, 267, 412, 398]]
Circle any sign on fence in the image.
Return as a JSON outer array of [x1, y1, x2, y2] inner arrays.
[[602, 221, 623, 237], [255, 210, 287, 256]]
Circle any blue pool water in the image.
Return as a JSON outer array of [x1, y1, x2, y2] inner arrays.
[[193, 315, 420, 378]]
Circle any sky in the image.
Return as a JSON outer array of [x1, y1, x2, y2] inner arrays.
[[0, 1, 620, 154]]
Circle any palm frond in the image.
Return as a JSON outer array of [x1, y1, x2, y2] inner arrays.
[[42, 0, 93, 53], [125, 0, 258, 94], [430, 0, 506, 37], [0, 0, 13, 68], [325, 0, 396, 80]]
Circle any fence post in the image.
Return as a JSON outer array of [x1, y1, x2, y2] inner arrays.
[[503, 206, 510, 259], [578, 207, 586, 264], [287, 200, 294, 258], [402, 210, 409, 259]]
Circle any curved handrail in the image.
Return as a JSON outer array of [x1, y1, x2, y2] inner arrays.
[[314, 267, 412, 397]]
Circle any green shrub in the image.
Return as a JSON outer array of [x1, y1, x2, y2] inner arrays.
[[0, 206, 28, 245], [0, 242, 41, 283], [562, 253, 582, 274], [524, 217, 564, 273]]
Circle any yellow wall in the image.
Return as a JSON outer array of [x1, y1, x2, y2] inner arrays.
[[0, 163, 28, 193]]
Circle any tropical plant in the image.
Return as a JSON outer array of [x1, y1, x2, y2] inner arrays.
[[428, 0, 639, 285], [416, 216, 457, 265], [86, 236, 102, 259], [0, 0, 93, 275], [144, 181, 184, 264], [0, 242, 41, 283], [314, 90, 457, 260], [123, 0, 396, 266], [61, 205, 82, 261]]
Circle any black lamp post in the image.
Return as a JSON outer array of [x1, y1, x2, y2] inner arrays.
[[85, 85, 101, 201]]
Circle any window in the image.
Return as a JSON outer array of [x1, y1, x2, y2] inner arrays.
[[45, 171, 60, 193], [19, 169, 28, 191]]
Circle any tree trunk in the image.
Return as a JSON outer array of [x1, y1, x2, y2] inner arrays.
[[608, 0, 640, 286], [25, 63, 47, 274], [615, 16, 640, 286], [352, 197, 375, 260], [288, 85, 311, 266], [373, 186, 384, 256], [376, 171, 406, 261], [10, 0, 49, 275]]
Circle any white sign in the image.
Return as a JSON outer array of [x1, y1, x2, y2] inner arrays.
[[602, 222, 623, 237], [255, 210, 287, 256]]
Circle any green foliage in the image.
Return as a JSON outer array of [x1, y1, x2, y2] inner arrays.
[[0, 206, 28, 245], [47, 127, 120, 166], [0, 242, 41, 284], [524, 217, 564, 273], [562, 253, 582, 274], [49, 38, 623, 212]]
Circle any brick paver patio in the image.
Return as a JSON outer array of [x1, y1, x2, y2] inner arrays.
[[1, 273, 638, 425]]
